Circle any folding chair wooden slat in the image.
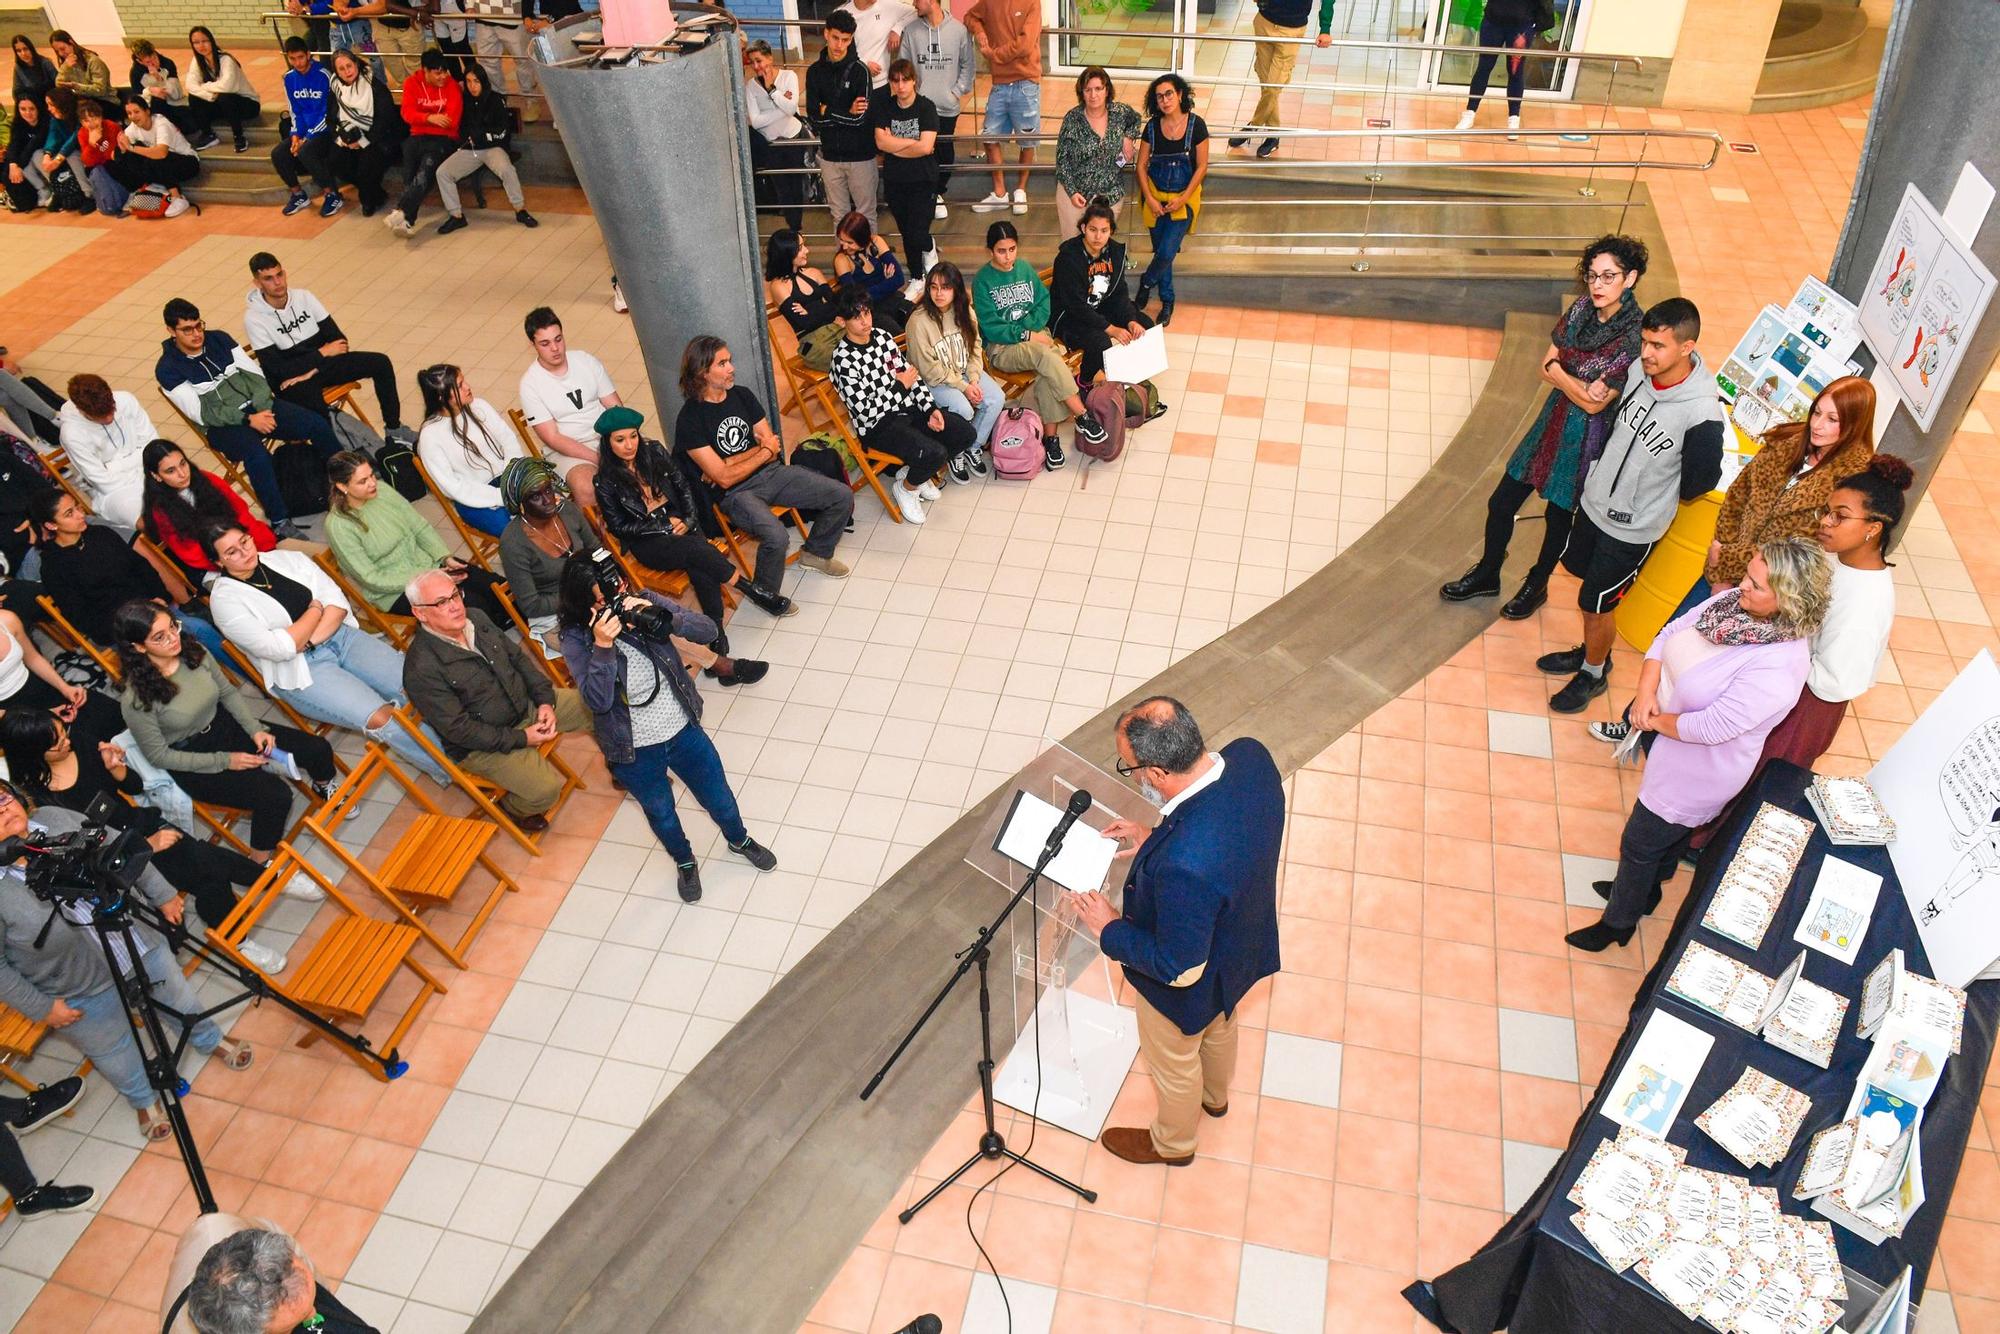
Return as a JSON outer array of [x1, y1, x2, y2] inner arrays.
[[34, 597, 121, 684], [491, 583, 570, 686], [388, 706, 580, 855], [409, 454, 501, 571], [311, 549, 417, 650]]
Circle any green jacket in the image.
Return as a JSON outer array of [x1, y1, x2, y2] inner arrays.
[[325, 488, 450, 610], [198, 367, 273, 428], [973, 261, 1050, 347]]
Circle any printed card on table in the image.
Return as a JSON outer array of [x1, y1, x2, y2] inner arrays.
[[1602, 1010, 1715, 1141]]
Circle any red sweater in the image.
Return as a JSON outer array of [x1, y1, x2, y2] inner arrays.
[[401, 73, 462, 139], [76, 122, 116, 170], [148, 470, 276, 572]]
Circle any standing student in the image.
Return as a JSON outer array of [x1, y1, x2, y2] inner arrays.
[[964, 0, 1040, 216], [828, 286, 976, 525], [1455, 0, 1543, 138], [385, 49, 461, 236], [435, 64, 539, 233], [899, 0, 975, 220], [1134, 73, 1208, 328], [1054, 66, 1142, 240], [272, 38, 340, 218], [906, 261, 1002, 480], [470, 0, 541, 111], [1228, 0, 1333, 158], [518, 306, 617, 507], [744, 41, 807, 233], [972, 220, 1108, 467], [839, 0, 914, 88], [871, 60, 940, 287], [184, 27, 260, 155], [804, 11, 877, 225], [1050, 200, 1153, 386]]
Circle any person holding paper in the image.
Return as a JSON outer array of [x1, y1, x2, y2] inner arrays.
[[1067, 698, 1284, 1166], [1050, 201, 1153, 387], [1566, 538, 1830, 952]]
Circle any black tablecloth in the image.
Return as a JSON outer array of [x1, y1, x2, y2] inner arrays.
[[1406, 762, 2000, 1333]]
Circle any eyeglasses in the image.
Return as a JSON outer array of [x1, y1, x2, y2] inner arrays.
[[0, 790, 18, 811], [1113, 754, 1145, 778], [144, 623, 181, 646], [417, 589, 464, 608], [1584, 269, 1625, 287], [1817, 505, 1880, 525]]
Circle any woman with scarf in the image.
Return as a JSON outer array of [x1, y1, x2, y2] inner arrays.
[[1564, 536, 1831, 952], [325, 48, 399, 217], [1442, 234, 1648, 619]]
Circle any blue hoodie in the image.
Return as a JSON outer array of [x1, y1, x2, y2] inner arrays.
[[283, 61, 335, 140]]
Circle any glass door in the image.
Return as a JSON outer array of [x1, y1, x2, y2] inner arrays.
[[1055, 0, 1188, 80], [1423, 0, 1591, 101]]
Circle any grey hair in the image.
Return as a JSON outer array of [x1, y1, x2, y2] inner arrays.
[[404, 567, 453, 609], [187, 1229, 309, 1334], [1758, 535, 1833, 635], [746, 38, 775, 58], [1119, 696, 1205, 774]]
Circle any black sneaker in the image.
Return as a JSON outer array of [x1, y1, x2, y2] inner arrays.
[[516, 210, 539, 228], [1589, 719, 1632, 744], [1549, 668, 1609, 714], [728, 836, 778, 871], [1042, 435, 1070, 469], [1074, 414, 1108, 449], [1227, 135, 1250, 149], [273, 519, 308, 540], [947, 451, 972, 485], [192, 131, 221, 151], [675, 861, 703, 902], [1536, 643, 1587, 675], [740, 579, 796, 618], [967, 448, 990, 478], [233, 135, 250, 153], [1501, 581, 1548, 621], [13, 1182, 93, 1218], [704, 657, 769, 687], [437, 214, 469, 235], [9, 1077, 84, 1135], [1257, 137, 1279, 158], [1439, 566, 1500, 602]]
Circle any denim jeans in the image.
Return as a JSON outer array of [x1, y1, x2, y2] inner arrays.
[[171, 605, 227, 659], [329, 17, 378, 81], [207, 401, 341, 525], [271, 624, 451, 784], [930, 371, 1007, 449], [67, 946, 224, 1108], [1142, 212, 1193, 304], [611, 723, 746, 862], [454, 501, 511, 537]]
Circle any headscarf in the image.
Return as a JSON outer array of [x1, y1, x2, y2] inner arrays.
[[497, 456, 567, 516]]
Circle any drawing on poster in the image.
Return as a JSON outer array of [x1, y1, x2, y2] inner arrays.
[[1859, 184, 1998, 431], [1936, 717, 2000, 916]]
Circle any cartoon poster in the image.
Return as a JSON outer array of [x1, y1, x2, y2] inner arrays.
[[1859, 184, 1998, 431], [1869, 650, 2000, 986], [1785, 275, 1863, 361]]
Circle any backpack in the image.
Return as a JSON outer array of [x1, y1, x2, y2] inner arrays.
[[374, 438, 428, 501], [1123, 380, 1165, 429], [271, 440, 330, 518], [791, 436, 854, 488], [990, 405, 1044, 479], [125, 184, 172, 219], [1079, 382, 1130, 465]]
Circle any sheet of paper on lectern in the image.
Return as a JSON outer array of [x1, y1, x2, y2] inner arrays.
[[1101, 324, 1168, 385], [992, 789, 1120, 896]]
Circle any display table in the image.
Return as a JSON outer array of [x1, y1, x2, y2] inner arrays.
[[1405, 761, 1999, 1333]]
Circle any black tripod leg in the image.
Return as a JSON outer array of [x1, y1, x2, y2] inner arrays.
[[898, 1147, 998, 1224], [1001, 1147, 1098, 1202]]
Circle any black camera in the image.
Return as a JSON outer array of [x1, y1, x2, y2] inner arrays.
[[0, 795, 151, 909], [589, 550, 675, 641]]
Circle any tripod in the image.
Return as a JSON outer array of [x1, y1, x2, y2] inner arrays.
[[860, 831, 1096, 1223]]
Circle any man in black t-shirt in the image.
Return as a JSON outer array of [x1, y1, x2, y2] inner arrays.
[[871, 59, 939, 286], [673, 336, 854, 600]]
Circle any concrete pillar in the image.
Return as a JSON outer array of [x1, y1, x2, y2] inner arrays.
[[1827, 0, 2000, 499], [1658, 0, 1782, 112], [531, 16, 780, 430]]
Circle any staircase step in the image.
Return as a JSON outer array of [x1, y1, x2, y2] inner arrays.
[[1753, 19, 1883, 112]]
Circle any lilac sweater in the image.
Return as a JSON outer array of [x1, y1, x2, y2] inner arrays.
[[1638, 592, 1811, 827]]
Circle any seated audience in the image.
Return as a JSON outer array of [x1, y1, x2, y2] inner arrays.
[[415, 362, 526, 536], [56, 372, 154, 523], [401, 567, 590, 832], [906, 261, 1002, 480], [764, 228, 843, 371], [127, 40, 195, 139], [0, 780, 252, 1141], [1564, 538, 1830, 952], [518, 306, 615, 507], [0, 345, 61, 446], [558, 556, 775, 902], [832, 209, 912, 332], [0, 591, 112, 730], [243, 252, 416, 444], [385, 49, 462, 237], [0, 1075, 94, 1219], [1049, 199, 1152, 386], [973, 220, 1105, 466], [828, 286, 974, 524], [113, 598, 340, 853], [112, 93, 199, 216], [872, 59, 940, 287], [675, 335, 854, 594], [153, 297, 342, 538], [31, 488, 226, 660], [141, 439, 273, 580], [184, 26, 260, 154], [206, 524, 452, 785], [0, 426, 55, 573], [3, 95, 52, 212], [74, 100, 126, 215], [325, 452, 508, 629], [10, 37, 58, 107], [435, 64, 538, 234], [0, 710, 289, 974], [595, 405, 797, 625], [168, 1222, 379, 1334], [36, 90, 91, 214], [321, 50, 400, 218], [48, 31, 115, 114], [273, 38, 340, 218]]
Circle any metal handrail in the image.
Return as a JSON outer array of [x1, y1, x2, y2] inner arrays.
[[1040, 24, 1640, 67]]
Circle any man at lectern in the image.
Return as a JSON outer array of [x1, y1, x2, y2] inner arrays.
[[1069, 696, 1284, 1167]]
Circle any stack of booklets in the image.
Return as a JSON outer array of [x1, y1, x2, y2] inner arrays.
[[1567, 1127, 1847, 1330], [1805, 774, 1897, 845], [1858, 949, 1966, 1054], [1696, 1067, 1812, 1168], [1702, 805, 1814, 950], [1757, 952, 1850, 1069], [1666, 942, 1775, 1031]]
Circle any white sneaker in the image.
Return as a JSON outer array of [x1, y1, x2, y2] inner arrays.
[[916, 477, 941, 501], [1010, 188, 1027, 215], [922, 247, 940, 272], [1454, 110, 1476, 131], [1507, 114, 1521, 140], [163, 195, 190, 218], [383, 211, 412, 236], [933, 202, 948, 220], [239, 938, 289, 974], [972, 192, 1009, 213], [902, 277, 926, 303], [281, 878, 326, 903], [890, 479, 928, 523]]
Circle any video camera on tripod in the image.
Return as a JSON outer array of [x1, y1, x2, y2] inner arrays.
[[0, 793, 152, 913], [589, 549, 677, 641]]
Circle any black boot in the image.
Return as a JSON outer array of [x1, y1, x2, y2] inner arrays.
[[1590, 881, 1662, 915], [1500, 579, 1548, 620], [1440, 565, 1501, 602], [1134, 280, 1154, 313], [1564, 920, 1635, 952], [738, 579, 796, 618], [1158, 299, 1175, 327]]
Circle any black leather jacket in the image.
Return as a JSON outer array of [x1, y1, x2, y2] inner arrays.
[[592, 436, 702, 543]]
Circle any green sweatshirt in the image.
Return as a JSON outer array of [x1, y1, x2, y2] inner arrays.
[[973, 261, 1051, 347], [324, 487, 451, 610]]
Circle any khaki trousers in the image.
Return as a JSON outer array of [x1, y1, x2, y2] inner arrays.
[[457, 687, 591, 816], [1136, 989, 1239, 1159], [1251, 15, 1305, 129], [986, 338, 1076, 426], [372, 21, 427, 85]]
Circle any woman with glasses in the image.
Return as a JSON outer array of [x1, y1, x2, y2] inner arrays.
[[1442, 234, 1647, 620], [1133, 72, 1208, 328], [203, 523, 451, 785], [112, 598, 339, 854]]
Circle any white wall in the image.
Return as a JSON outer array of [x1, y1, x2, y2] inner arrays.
[[1578, 0, 1688, 59], [45, 0, 126, 46]]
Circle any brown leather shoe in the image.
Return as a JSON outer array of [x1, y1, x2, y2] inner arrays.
[[1100, 1126, 1193, 1167], [1203, 1101, 1228, 1118], [514, 813, 551, 834]]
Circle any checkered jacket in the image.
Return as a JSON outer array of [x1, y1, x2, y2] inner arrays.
[[829, 329, 935, 438]]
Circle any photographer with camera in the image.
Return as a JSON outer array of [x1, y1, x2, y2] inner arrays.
[[0, 781, 252, 1141], [557, 554, 777, 904]]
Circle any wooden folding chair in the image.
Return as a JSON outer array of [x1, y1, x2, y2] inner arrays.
[[491, 582, 570, 686], [505, 406, 545, 458], [799, 376, 908, 523], [321, 380, 374, 433], [208, 845, 447, 1080], [311, 549, 417, 650], [408, 454, 501, 571], [388, 705, 583, 854], [37, 445, 96, 515], [300, 742, 519, 969], [34, 597, 122, 684], [576, 505, 745, 618], [217, 641, 353, 777]]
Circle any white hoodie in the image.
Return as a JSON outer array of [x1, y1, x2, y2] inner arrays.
[[186, 52, 257, 102], [56, 390, 156, 526], [243, 284, 332, 357]]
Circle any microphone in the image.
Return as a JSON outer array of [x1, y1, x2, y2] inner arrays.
[[1041, 788, 1093, 861], [890, 1317, 942, 1334]]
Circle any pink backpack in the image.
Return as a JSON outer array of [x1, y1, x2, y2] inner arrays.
[[990, 405, 1044, 479]]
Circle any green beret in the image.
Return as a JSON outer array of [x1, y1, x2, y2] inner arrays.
[[594, 405, 645, 437]]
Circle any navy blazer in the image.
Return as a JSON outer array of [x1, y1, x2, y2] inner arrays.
[[1099, 737, 1285, 1036]]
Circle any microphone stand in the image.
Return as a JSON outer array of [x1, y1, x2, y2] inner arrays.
[[860, 815, 1098, 1223]]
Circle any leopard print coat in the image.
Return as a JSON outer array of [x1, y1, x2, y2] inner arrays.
[[1709, 428, 1874, 586]]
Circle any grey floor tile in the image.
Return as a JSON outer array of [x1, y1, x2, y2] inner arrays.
[[1498, 1008, 1579, 1082]]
